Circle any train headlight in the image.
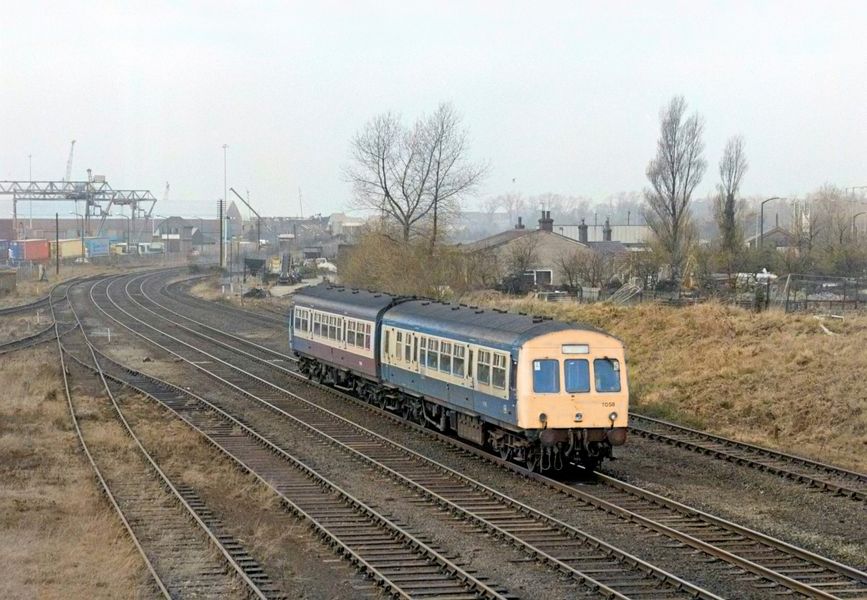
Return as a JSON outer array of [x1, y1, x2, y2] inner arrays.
[[608, 411, 618, 422], [539, 413, 548, 426], [574, 413, 583, 422]]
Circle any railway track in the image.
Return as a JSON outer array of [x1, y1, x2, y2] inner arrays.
[[54, 281, 283, 600], [136, 269, 867, 599], [163, 272, 867, 504], [90, 272, 725, 598], [0, 293, 49, 316], [0, 320, 57, 354], [75, 275, 514, 600], [1, 277, 88, 354], [163, 277, 286, 328], [628, 414, 867, 502]]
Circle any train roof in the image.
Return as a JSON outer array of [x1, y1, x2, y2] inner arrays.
[[382, 299, 607, 350], [292, 284, 401, 321]]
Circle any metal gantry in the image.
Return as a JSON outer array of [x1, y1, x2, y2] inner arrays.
[[0, 179, 157, 240]]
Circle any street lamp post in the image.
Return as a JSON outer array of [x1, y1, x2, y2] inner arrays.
[[854, 212, 866, 240], [759, 197, 784, 249], [117, 214, 133, 255]]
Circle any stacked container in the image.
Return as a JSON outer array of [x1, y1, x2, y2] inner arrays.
[[85, 237, 110, 258], [10, 239, 50, 262], [51, 238, 85, 260]]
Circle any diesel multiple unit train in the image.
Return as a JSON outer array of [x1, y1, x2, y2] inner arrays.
[[290, 284, 629, 472]]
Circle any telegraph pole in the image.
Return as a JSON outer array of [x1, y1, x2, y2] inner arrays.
[[222, 143, 228, 269], [219, 198, 224, 269], [55, 213, 60, 276]]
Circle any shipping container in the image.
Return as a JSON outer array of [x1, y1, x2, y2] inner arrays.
[[51, 238, 85, 259], [85, 237, 110, 257], [10, 239, 50, 262]]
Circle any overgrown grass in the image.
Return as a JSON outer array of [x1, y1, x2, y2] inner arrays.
[[465, 293, 867, 471], [0, 347, 146, 598]]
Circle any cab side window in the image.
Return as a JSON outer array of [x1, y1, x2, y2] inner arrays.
[[594, 358, 621, 392], [533, 359, 559, 393]]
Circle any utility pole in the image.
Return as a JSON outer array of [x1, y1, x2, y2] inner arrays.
[[55, 213, 60, 276], [219, 198, 224, 269], [28, 154, 33, 231], [222, 143, 228, 268]]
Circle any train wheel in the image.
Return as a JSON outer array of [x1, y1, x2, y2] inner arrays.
[[498, 445, 512, 461]]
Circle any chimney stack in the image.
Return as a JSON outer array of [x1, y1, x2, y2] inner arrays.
[[603, 217, 612, 242], [578, 218, 588, 243], [538, 210, 554, 232]]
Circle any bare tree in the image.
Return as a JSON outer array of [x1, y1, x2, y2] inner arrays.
[[346, 112, 424, 241], [714, 135, 748, 282], [556, 249, 584, 290], [644, 96, 707, 287], [424, 103, 487, 249], [506, 235, 539, 276], [346, 104, 485, 245], [484, 192, 526, 225]]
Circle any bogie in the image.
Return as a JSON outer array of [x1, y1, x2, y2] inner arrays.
[[299, 354, 609, 474]]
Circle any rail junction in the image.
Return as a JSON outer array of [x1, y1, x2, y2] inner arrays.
[[2, 267, 865, 599]]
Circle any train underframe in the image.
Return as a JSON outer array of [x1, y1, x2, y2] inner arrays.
[[298, 355, 623, 473]]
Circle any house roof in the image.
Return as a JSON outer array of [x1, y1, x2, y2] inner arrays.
[[460, 229, 529, 251], [744, 226, 793, 244], [460, 228, 587, 252], [586, 241, 630, 255]]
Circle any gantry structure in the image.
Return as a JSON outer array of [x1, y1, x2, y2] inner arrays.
[[0, 177, 157, 240]]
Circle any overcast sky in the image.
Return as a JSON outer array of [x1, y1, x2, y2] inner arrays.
[[2, 1, 866, 220]]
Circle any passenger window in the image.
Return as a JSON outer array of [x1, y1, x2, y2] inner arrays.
[[453, 346, 465, 377], [404, 335, 412, 362], [594, 358, 621, 392], [427, 339, 439, 370], [492, 354, 507, 389], [384, 330, 390, 354], [533, 359, 559, 393], [440, 342, 452, 373], [564, 359, 590, 393], [477, 350, 491, 385]]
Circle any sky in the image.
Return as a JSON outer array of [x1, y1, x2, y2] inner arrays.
[[2, 1, 866, 220]]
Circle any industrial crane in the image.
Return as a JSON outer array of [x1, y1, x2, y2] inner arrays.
[[64, 140, 76, 181]]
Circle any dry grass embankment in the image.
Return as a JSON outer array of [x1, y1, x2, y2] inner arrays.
[[467, 293, 867, 472], [0, 347, 147, 598], [0, 263, 113, 308]]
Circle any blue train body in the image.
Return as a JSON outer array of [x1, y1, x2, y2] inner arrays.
[[290, 284, 629, 472]]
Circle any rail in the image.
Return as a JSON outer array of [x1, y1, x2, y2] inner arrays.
[[142, 268, 867, 599]]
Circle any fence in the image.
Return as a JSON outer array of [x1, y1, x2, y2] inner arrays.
[[776, 273, 867, 314]]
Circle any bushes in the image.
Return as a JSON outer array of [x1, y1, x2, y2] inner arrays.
[[337, 232, 484, 299]]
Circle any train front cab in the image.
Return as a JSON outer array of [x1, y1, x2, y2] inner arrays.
[[516, 329, 629, 457]]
